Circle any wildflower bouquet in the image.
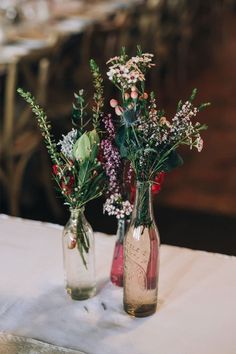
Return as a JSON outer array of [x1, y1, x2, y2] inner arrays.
[[17, 60, 106, 263], [106, 47, 209, 226]]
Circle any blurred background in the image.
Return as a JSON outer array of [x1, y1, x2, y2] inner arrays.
[[0, 0, 235, 254]]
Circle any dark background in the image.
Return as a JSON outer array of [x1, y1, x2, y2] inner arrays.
[[1, 0, 236, 255]]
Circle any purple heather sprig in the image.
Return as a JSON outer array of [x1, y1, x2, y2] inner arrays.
[[100, 114, 133, 218], [100, 138, 121, 193]]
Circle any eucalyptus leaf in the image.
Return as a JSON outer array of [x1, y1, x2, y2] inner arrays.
[[115, 125, 126, 147], [78, 159, 90, 184], [120, 144, 128, 158], [88, 129, 99, 160], [73, 133, 91, 161], [123, 109, 137, 126], [162, 150, 184, 172], [190, 88, 197, 102]]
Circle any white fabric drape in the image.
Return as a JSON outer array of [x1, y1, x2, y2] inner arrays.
[[0, 214, 235, 354]]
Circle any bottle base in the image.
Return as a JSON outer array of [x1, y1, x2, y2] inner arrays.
[[67, 286, 96, 300], [124, 302, 157, 317]]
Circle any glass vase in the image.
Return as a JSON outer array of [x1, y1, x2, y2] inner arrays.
[[123, 181, 160, 317], [62, 208, 96, 300], [110, 217, 129, 287]]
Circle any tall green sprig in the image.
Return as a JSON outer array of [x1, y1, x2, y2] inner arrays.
[[72, 89, 89, 134], [17, 88, 61, 167], [17, 88, 75, 206], [90, 59, 104, 130]]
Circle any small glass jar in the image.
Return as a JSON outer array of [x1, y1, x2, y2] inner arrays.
[[62, 208, 96, 300]]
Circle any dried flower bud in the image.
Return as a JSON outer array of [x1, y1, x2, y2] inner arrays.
[[124, 93, 130, 100], [115, 106, 123, 116], [143, 92, 148, 99], [131, 86, 138, 92], [110, 99, 118, 108], [68, 238, 76, 249], [131, 91, 138, 100], [160, 116, 167, 125], [128, 103, 134, 109]]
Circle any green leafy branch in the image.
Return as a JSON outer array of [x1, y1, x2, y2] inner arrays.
[[17, 89, 61, 167], [90, 59, 104, 130]]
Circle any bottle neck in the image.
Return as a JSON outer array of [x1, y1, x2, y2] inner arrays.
[[131, 181, 154, 228], [69, 207, 85, 223]]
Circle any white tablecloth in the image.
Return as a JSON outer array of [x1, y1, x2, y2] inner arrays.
[[0, 214, 235, 354]]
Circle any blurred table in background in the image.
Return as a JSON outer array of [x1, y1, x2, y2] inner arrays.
[[1, 0, 232, 238], [0, 0, 145, 217]]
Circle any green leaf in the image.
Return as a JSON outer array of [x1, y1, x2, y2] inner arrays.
[[177, 100, 182, 112], [72, 105, 81, 126], [115, 126, 128, 157], [115, 125, 126, 147], [158, 109, 165, 118], [120, 144, 128, 158], [162, 150, 184, 172], [137, 45, 142, 56], [73, 133, 91, 161], [88, 129, 100, 160], [78, 159, 90, 184], [88, 129, 99, 145], [198, 102, 211, 111], [123, 109, 137, 126], [190, 88, 197, 102]]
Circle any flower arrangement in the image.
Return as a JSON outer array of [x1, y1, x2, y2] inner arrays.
[[17, 46, 210, 250], [106, 47, 210, 226], [17, 60, 106, 264]]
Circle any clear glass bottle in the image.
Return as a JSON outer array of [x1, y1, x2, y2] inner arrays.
[[110, 217, 129, 287], [62, 208, 96, 300], [123, 181, 160, 317]]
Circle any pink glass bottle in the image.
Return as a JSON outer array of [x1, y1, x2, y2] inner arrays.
[[110, 217, 128, 287]]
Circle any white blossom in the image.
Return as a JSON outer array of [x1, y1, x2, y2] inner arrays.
[[103, 193, 133, 219], [57, 129, 77, 160]]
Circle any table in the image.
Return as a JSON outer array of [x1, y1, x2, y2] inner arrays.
[[0, 214, 235, 354]]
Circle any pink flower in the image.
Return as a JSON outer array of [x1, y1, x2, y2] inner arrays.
[[196, 137, 204, 152], [131, 91, 138, 100], [143, 92, 148, 99], [110, 99, 118, 108]]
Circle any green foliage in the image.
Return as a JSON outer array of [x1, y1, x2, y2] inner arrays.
[[198, 102, 211, 111], [73, 133, 91, 161], [90, 59, 104, 129], [17, 86, 106, 267], [161, 150, 184, 172], [123, 109, 137, 127], [190, 88, 197, 102], [72, 90, 88, 130]]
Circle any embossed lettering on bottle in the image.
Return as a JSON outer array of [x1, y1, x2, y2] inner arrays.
[[123, 182, 160, 317]]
